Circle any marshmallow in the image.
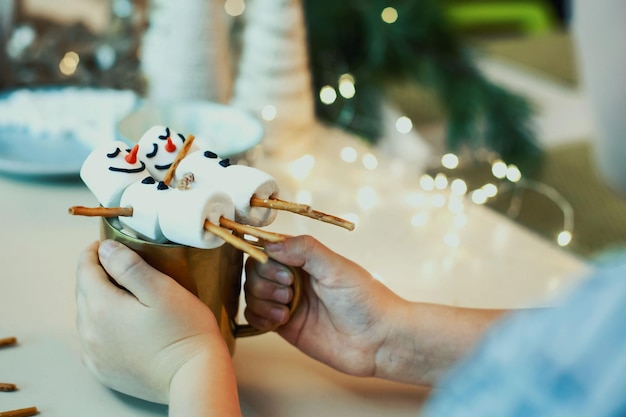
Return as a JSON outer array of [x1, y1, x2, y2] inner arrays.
[[119, 177, 171, 243], [158, 184, 235, 249], [176, 150, 279, 226], [80, 141, 147, 207], [137, 125, 199, 181]]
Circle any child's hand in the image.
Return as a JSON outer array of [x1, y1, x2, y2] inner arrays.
[[75, 240, 232, 404]]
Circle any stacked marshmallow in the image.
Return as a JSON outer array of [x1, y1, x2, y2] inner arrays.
[[79, 125, 279, 249]]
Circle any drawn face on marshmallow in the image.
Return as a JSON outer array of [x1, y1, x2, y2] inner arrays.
[[137, 125, 188, 181], [79, 141, 147, 207], [105, 144, 146, 173]]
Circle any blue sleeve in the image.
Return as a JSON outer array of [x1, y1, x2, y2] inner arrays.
[[421, 259, 626, 417]]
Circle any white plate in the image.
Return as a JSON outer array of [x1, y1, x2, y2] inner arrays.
[[0, 87, 138, 178], [116, 100, 264, 159]]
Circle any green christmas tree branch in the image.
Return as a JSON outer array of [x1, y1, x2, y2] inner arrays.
[[304, 0, 542, 164]]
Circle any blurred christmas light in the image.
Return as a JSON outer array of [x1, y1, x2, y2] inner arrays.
[[338, 73, 356, 98], [395, 116, 413, 134], [362, 153, 378, 170], [557, 231, 572, 247], [434, 173, 448, 190], [59, 51, 80, 76], [491, 160, 507, 179], [381, 7, 398, 23], [441, 153, 459, 169], [225, 0, 245, 16], [261, 104, 277, 121], [289, 154, 315, 180], [482, 183, 498, 198], [471, 189, 488, 205], [450, 179, 467, 196], [444, 233, 460, 248], [506, 164, 522, 183], [320, 85, 337, 105], [340, 146, 358, 163], [411, 211, 430, 227], [419, 174, 435, 191]]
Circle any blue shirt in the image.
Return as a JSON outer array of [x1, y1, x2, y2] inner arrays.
[[422, 259, 626, 416]]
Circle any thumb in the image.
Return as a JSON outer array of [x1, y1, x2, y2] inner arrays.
[[265, 235, 354, 283], [98, 239, 173, 306]]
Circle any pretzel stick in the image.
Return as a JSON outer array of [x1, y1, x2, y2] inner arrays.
[[203, 220, 269, 264], [219, 217, 286, 243], [68, 206, 133, 217], [298, 209, 355, 231], [0, 383, 17, 392], [0, 337, 17, 348], [250, 197, 311, 214], [0, 407, 38, 417], [163, 134, 196, 186]]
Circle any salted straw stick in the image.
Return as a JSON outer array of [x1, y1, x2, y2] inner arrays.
[[297, 209, 355, 231], [203, 220, 268, 263], [0, 383, 17, 392], [250, 197, 311, 214], [68, 205, 275, 262], [69, 206, 134, 217], [219, 217, 286, 243], [162, 134, 196, 187], [0, 337, 17, 347], [0, 407, 38, 417]]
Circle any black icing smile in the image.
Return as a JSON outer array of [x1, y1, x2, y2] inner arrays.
[[154, 163, 172, 170], [109, 161, 146, 173]]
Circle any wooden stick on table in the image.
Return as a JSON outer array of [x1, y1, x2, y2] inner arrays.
[[0, 407, 38, 417], [0, 383, 17, 392], [0, 337, 17, 348]]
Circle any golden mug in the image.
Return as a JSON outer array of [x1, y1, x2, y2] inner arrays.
[[100, 218, 302, 354]]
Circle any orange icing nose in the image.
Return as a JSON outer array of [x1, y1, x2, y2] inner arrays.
[[125, 144, 139, 164], [165, 137, 177, 153]]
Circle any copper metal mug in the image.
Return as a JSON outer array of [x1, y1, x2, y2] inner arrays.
[[100, 218, 302, 355]]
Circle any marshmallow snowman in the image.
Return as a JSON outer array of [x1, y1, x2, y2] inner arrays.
[[119, 176, 171, 243], [137, 125, 199, 181], [158, 183, 235, 249], [176, 150, 279, 226], [80, 141, 147, 207]]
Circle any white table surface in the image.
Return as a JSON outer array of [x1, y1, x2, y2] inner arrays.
[[0, 116, 589, 416]]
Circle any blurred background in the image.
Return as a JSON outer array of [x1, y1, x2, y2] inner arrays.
[[2, 0, 626, 259]]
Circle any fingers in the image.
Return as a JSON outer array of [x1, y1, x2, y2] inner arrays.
[[244, 258, 294, 330], [76, 241, 125, 300], [97, 239, 175, 306]]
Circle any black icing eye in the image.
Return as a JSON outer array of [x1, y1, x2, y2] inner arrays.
[[157, 181, 169, 190], [204, 150, 218, 159], [106, 148, 122, 158], [219, 159, 231, 168], [158, 127, 171, 140], [146, 143, 158, 158], [142, 176, 156, 184], [178, 133, 185, 142]]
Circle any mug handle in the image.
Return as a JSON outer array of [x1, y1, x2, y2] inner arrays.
[[233, 263, 303, 338]]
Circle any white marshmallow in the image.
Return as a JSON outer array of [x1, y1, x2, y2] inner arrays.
[[80, 141, 148, 207], [119, 177, 171, 243], [176, 150, 279, 226], [137, 125, 199, 181], [158, 185, 235, 249]]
